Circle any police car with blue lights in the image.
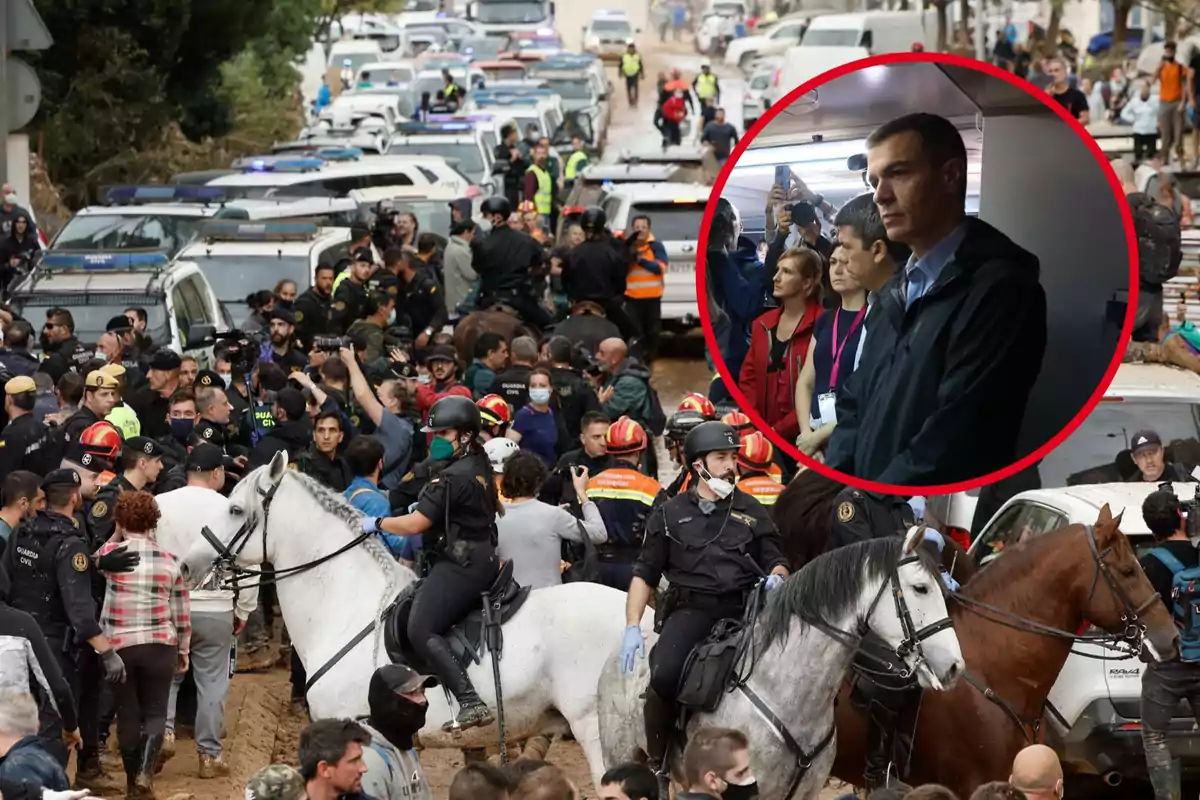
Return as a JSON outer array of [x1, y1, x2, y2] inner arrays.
[[175, 220, 368, 328], [385, 121, 496, 194], [463, 89, 565, 142], [204, 151, 470, 200], [9, 252, 225, 360]]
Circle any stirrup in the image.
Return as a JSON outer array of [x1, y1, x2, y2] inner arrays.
[[443, 702, 494, 732]]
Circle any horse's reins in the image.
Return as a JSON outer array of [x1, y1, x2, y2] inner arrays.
[[940, 524, 1159, 744], [738, 551, 954, 799]]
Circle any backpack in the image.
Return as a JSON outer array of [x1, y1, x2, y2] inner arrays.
[[1128, 191, 1183, 285], [1148, 547, 1200, 662], [636, 375, 667, 436]]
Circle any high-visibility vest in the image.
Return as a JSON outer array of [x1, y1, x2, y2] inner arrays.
[[737, 475, 784, 507], [586, 467, 663, 548], [621, 52, 642, 77], [627, 237, 666, 300], [565, 151, 589, 180], [695, 72, 717, 100], [105, 404, 140, 439], [526, 164, 552, 215], [332, 268, 351, 293]]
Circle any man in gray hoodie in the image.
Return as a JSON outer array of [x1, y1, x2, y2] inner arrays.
[[359, 664, 435, 800], [444, 219, 478, 318]]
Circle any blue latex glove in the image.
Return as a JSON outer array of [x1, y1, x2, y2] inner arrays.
[[620, 625, 645, 674], [765, 574, 784, 591], [362, 516, 380, 534], [921, 527, 946, 554], [408, 502, 420, 513], [939, 568, 960, 593]]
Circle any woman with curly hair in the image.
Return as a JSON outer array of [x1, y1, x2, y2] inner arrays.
[[95, 490, 190, 799]]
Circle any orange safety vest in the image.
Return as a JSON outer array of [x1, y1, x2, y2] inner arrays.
[[1162, 60, 1185, 103], [586, 467, 663, 547], [97, 470, 117, 488], [767, 463, 783, 481], [627, 236, 666, 300], [737, 475, 783, 506]]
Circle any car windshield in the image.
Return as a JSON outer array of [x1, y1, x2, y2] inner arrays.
[[541, 78, 595, 101], [12, 296, 170, 347], [801, 28, 861, 46], [1041, 399, 1200, 486], [52, 214, 206, 256], [592, 19, 632, 34], [403, 0, 437, 8], [750, 73, 771, 90], [194, 254, 311, 327], [387, 141, 484, 175], [462, 37, 507, 59], [629, 202, 704, 240], [477, 2, 549, 23], [331, 51, 381, 72], [359, 66, 414, 84], [388, 200, 452, 234]]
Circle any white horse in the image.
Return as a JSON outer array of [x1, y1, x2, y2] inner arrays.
[[161, 453, 653, 785], [597, 527, 965, 800]]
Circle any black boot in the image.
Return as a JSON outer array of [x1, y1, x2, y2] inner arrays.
[[74, 749, 108, 790], [644, 688, 673, 799], [424, 636, 495, 732], [120, 749, 139, 797], [132, 734, 163, 799], [864, 700, 899, 792]]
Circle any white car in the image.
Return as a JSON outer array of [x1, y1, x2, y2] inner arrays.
[[969, 482, 1200, 788], [582, 10, 638, 62], [926, 362, 1200, 544], [724, 14, 807, 72], [742, 63, 777, 130]]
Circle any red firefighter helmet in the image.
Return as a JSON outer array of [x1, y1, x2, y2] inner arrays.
[[738, 431, 774, 473], [476, 394, 513, 428], [721, 410, 754, 438], [79, 421, 123, 462], [678, 392, 716, 420], [605, 416, 648, 456]]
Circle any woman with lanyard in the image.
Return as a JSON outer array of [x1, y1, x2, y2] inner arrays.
[[360, 395, 502, 732], [795, 245, 867, 460]]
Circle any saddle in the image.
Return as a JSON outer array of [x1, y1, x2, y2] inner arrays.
[[383, 559, 532, 671]]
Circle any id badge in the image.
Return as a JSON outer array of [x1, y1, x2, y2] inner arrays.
[[817, 392, 838, 426]]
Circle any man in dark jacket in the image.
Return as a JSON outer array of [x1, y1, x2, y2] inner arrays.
[[472, 198, 550, 328], [493, 123, 526, 210], [248, 388, 313, 469], [294, 263, 336, 351], [36, 309, 84, 386], [825, 113, 1047, 486], [0, 321, 37, 377], [562, 209, 638, 342], [1127, 429, 1196, 483]]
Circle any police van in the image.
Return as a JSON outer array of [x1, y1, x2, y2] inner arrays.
[[50, 186, 231, 258], [9, 252, 225, 362], [464, 90, 564, 140], [599, 182, 709, 328], [582, 9, 638, 61], [176, 221, 361, 329], [206, 153, 470, 200], [523, 67, 610, 147], [385, 121, 496, 194]]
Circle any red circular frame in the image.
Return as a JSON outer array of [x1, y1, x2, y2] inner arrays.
[[696, 50, 1139, 496]]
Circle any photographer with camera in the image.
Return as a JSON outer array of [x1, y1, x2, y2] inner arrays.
[[339, 346, 414, 491], [294, 263, 336, 351], [331, 248, 378, 334], [1140, 485, 1200, 800], [267, 308, 308, 375]]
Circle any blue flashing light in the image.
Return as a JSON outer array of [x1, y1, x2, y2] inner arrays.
[[396, 121, 474, 134], [41, 252, 170, 271], [202, 221, 320, 242], [105, 185, 228, 204], [313, 147, 363, 161], [427, 113, 494, 123], [470, 91, 541, 106], [233, 156, 324, 173], [488, 87, 553, 97]]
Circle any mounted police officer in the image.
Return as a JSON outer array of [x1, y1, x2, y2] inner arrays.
[[619, 421, 789, 785], [472, 196, 551, 329], [362, 395, 502, 731], [1, 469, 136, 778], [828, 487, 916, 551]]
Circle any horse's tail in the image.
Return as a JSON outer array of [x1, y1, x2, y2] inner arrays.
[[772, 470, 844, 570]]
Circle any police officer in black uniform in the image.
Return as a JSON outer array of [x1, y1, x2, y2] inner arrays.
[[662, 408, 707, 497], [2, 469, 135, 778], [63, 370, 120, 445], [471, 197, 552, 329], [90, 437, 166, 543], [619, 421, 789, 784], [363, 396, 501, 731], [562, 207, 640, 343], [395, 251, 448, 351], [267, 307, 310, 374], [330, 248, 376, 334], [828, 487, 916, 552], [0, 375, 57, 475], [294, 263, 336, 350]]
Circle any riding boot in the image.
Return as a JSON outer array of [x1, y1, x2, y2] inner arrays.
[[864, 699, 899, 792], [644, 688, 673, 799], [132, 733, 163, 799], [424, 636, 495, 732]]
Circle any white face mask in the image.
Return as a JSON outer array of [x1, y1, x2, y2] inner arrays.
[[387, 308, 397, 325], [417, 374, 432, 385], [696, 462, 734, 499], [219, 372, 232, 388], [529, 387, 551, 405]]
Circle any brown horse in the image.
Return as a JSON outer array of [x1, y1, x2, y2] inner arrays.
[[830, 506, 1180, 798], [452, 305, 540, 366]]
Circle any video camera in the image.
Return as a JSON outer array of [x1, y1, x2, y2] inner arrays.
[[1157, 473, 1200, 541], [312, 335, 352, 353], [372, 201, 399, 251], [213, 329, 263, 372]]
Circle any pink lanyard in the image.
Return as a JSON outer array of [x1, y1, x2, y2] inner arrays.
[[829, 306, 867, 390]]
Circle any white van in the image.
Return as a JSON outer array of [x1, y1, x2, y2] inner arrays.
[[327, 39, 385, 75], [767, 11, 936, 106]]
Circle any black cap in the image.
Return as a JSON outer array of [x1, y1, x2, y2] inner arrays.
[[1131, 429, 1163, 455], [790, 201, 819, 227], [125, 436, 165, 459], [148, 350, 182, 371], [65, 444, 111, 474], [105, 315, 132, 333], [195, 369, 222, 389], [186, 443, 225, 471], [424, 344, 456, 364], [42, 468, 82, 490], [269, 307, 297, 326], [353, 247, 374, 264], [275, 387, 307, 421], [374, 663, 438, 693]]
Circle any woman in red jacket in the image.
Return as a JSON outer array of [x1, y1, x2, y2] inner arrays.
[[737, 247, 823, 443]]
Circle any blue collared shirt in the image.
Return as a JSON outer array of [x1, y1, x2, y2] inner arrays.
[[904, 223, 968, 308]]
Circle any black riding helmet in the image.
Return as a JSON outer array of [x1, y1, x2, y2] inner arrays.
[[666, 409, 707, 443], [481, 196, 511, 219], [421, 395, 482, 436], [580, 205, 606, 235], [684, 421, 741, 464]]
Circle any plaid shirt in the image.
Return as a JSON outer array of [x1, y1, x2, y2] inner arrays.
[[96, 536, 191, 654]]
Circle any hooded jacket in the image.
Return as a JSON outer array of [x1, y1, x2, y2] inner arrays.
[[443, 234, 477, 315], [738, 300, 822, 443], [825, 218, 1047, 485], [248, 417, 313, 470], [602, 357, 653, 427], [707, 236, 767, 381]]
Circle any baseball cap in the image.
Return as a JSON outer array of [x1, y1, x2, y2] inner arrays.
[[245, 764, 306, 800], [275, 387, 307, 421], [424, 344, 456, 364], [270, 307, 297, 326], [125, 436, 165, 459], [187, 443, 224, 472], [1131, 429, 1163, 455], [374, 663, 438, 693], [105, 315, 132, 332], [84, 370, 119, 389], [5, 376, 35, 395], [148, 350, 183, 371], [42, 468, 81, 490], [353, 246, 375, 264]]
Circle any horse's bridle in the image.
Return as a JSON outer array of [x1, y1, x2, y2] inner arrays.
[[1083, 523, 1160, 650], [198, 475, 374, 590]]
